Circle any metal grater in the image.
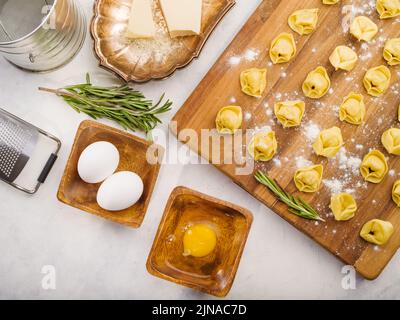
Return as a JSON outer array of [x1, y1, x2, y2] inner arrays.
[[0, 107, 61, 194]]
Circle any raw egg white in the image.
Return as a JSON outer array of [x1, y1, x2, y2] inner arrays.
[[77, 141, 119, 183], [96, 171, 144, 211]]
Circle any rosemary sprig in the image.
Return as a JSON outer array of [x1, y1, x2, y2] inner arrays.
[[255, 170, 325, 222], [39, 74, 172, 133]]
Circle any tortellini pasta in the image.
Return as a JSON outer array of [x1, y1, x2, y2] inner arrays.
[[392, 180, 400, 206], [215, 106, 242, 134], [329, 193, 357, 221], [360, 150, 388, 183], [329, 46, 358, 71], [288, 8, 319, 35], [363, 65, 391, 97], [383, 38, 400, 66], [350, 16, 378, 42], [248, 131, 277, 161], [312, 126, 343, 158], [269, 33, 297, 64], [360, 219, 394, 245], [339, 92, 365, 125], [302, 66, 331, 99], [322, 0, 339, 4], [274, 100, 305, 128], [381, 128, 400, 155], [240, 68, 267, 98], [376, 0, 400, 19], [294, 164, 323, 193]]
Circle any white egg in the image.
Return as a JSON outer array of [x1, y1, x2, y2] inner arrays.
[[96, 171, 144, 211], [77, 141, 120, 184]]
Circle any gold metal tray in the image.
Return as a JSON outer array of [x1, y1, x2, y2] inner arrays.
[[90, 0, 236, 83]]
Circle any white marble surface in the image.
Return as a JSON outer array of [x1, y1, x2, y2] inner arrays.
[[0, 0, 399, 300]]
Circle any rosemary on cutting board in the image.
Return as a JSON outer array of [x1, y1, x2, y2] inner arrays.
[[255, 170, 325, 222], [39, 74, 172, 133]]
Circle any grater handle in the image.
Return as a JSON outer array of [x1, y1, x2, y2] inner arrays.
[[38, 153, 58, 184]]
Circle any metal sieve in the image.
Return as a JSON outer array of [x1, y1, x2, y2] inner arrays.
[[0, 0, 86, 72], [0, 108, 61, 194]]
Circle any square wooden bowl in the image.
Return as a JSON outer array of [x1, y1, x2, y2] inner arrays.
[[146, 186, 253, 297], [57, 120, 163, 228]]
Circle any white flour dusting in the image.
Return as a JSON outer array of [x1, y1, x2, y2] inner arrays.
[[304, 122, 320, 141], [295, 156, 312, 168], [244, 48, 259, 61], [273, 158, 282, 167], [254, 125, 272, 134], [228, 56, 241, 65], [337, 148, 361, 175], [323, 178, 344, 194]]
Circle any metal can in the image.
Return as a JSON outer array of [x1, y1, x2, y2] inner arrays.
[[0, 0, 86, 72]]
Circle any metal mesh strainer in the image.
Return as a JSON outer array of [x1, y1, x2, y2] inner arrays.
[[0, 107, 61, 194]]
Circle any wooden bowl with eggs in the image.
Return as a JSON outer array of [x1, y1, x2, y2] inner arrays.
[[146, 186, 253, 297], [57, 120, 163, 228]]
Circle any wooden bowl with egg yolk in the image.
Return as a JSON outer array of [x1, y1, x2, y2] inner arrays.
[[146, 186, 253, 297], [57, 120, 163, 228]]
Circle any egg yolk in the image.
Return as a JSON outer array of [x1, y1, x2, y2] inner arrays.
[[183, 224, 217, 258]]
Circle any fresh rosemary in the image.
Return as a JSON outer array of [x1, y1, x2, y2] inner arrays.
[[255, 170, 325, 222], [39, 74, 172, 133]]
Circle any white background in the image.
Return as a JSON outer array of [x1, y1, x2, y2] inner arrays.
[[0, 0, 399, 299]]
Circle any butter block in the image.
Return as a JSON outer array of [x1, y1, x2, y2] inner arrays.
[[159, 0, 202, 37], [126, 0, 156, 39]]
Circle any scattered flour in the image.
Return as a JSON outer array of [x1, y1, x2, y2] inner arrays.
[[254, 125, 272, 134], [228, 56, 241, 65], [273, 158, 282, 167], [355, 144, 364, 150], [337, 148, 361, 175], [322, 148, 364, 195], [361, 43, 369, 50], [295, 156, 312, 168], [360, 52, 373, 61], [244, 48, 259, 61], [323, 178, 344, 194], [304, 122, 320, 141]]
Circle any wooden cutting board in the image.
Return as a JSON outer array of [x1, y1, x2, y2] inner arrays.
[[172, 0, 400, 279]]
